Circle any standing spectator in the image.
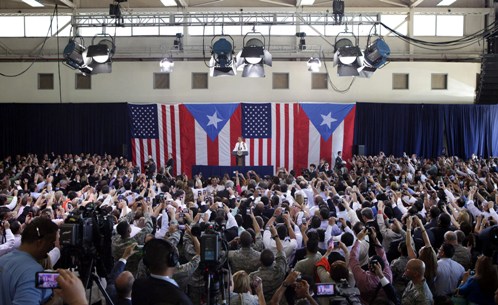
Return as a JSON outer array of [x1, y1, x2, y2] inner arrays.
[[0, 217, 59, 305], [434, 243, 465, 297], [230, 271, 265, 305], [131, 239, 193, 305], [456, 255, 498, 305], [443, 231, 470, 270], [350, 228, 392, 304], [402, 259, 433, 305], [250, 224, 287, 303]]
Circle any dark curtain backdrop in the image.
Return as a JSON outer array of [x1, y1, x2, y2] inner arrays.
[[443, 104, 498, 159], [0, 103, 130, 159], [354, 103, 444, 158], [355, 103, 498, 159]]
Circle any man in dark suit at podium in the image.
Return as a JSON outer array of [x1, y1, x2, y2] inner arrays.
[[232, 136, 248, 166], [131, 239, 193, 305]]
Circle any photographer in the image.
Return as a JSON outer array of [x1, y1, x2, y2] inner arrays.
[[350, 227, 392, 304], [0, 217, 59, 305], [0, 218, 15, 256]]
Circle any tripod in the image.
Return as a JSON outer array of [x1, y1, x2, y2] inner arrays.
[[82, 258, 115, 305]]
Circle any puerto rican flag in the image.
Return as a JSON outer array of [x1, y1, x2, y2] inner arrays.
[[128, 103, 356, 176]]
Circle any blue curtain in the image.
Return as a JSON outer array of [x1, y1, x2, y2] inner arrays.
[[0, 103, 130, 158], [443, 104, 498, 159], [354, 103, 444, 158]]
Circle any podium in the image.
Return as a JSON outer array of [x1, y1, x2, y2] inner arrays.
[[232, 150, 248, 166]]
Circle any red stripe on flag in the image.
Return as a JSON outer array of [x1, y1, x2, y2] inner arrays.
[[161, 105, 168, 160], [342, 105, 356, 164], [320, 136, 332, 165], [258, 138, 263, 166], [275, 104, 281, 168], [284, 104, 290, 170], [207, 136, 219, 166], [248, 139, 254, 166], [230, 105, 242, 166], [294, 104, 309, 175], [179, 105, 195, 176]]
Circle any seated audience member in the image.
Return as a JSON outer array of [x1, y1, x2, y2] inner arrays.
[[455, 255, 498, 305], [131, 238, 193, 305], [0, 217, 59, 305], [230, 270, 265, 305], [402, 259, 434, 305]]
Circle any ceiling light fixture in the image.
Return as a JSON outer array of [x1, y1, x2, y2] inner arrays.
[[307, 57, 322, 72], [296, 32, 307, 51], [209, 36, 236, 77], [333, 35, 363, 77], [22, 0, 44, 7], [86, 33, 115, 74], [160, 57, 174, 73], [332, 0, 345, 25], [235, 30, 272, 78], [437, 0, 457, 6], [63, 37, 88, 71], [297, 0, 315, 6], [160, 0, 177, 6]]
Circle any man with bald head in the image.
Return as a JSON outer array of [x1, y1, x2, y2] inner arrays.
[[401, 259, 433, 305], [444, 230, 470, 269], [115, 271, 134, 305]]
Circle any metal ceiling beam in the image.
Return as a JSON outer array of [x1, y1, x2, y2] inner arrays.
[[58, 0, 75, 9], [410, 0, 425, 8]]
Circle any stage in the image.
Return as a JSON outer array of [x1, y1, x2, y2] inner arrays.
[[192, 165, 274, 178]]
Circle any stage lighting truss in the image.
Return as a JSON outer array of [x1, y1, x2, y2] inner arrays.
[[209, 35, 236, 77], [235, 31, 272, 78]]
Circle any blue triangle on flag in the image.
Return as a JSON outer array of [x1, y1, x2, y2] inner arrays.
[[300, 103, 355, 141], [184, 104, 239, 141]]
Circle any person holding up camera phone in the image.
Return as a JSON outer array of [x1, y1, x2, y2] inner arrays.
[[350, 227, 393, 305]]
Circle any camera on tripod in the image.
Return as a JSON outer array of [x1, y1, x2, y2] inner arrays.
[[57, 203, 114, 287]]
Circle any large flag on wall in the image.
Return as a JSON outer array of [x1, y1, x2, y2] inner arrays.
[[128, 103, 355, 176]]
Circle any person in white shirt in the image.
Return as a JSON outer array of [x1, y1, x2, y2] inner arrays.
[[434, 243, 464, 297], [233, 136, 248, 166]]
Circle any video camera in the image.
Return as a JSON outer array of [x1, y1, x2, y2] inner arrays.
[[57, 203, 114, 286], [320, 280, 362, 305]]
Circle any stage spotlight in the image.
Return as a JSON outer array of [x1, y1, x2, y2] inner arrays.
[[333, 36, 363, 77], [63, 37, 88, 70], [363, 38, 390, 69], [307, 57, 321, 72], [235, 32, 272, 78], [174, 33, 184, 51], [159, 57, 174, 73], [87, 34, 115, 64], [296, 32, 306, 51], [209, 36, 236, 77], [357, 38, 390, 78], [332, 0, 345, 25]]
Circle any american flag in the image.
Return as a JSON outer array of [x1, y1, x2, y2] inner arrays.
[[128, 103, 355, 176], [242, 103, 271, 138]]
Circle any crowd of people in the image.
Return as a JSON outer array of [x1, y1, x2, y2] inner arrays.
[[0, 152, 498, 305]]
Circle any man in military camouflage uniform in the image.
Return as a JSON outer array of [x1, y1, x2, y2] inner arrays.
[[249, 224, 287, 303]]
